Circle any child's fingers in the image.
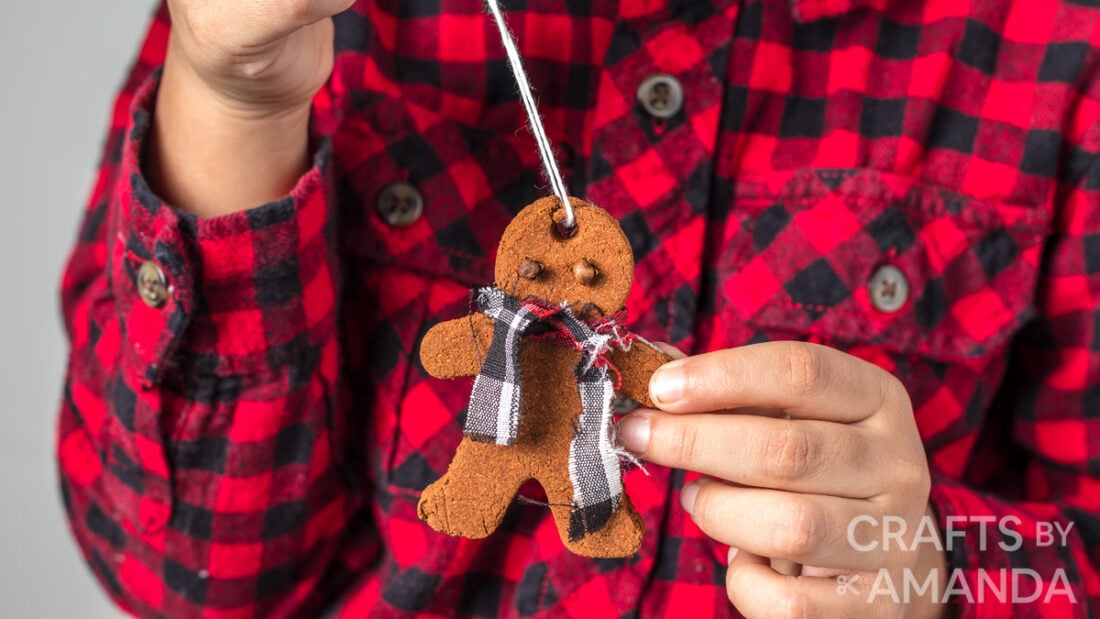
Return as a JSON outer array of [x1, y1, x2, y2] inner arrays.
[[617, 411, 878, 498], [250, 0, 358, 30], [647, 341, 898, 423], [725, 549, 883, 618], [172, 0, 355, 49], [684, 479, 883, 572]]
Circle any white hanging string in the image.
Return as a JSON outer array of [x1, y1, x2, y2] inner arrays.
[[484, 0, 575, 231]]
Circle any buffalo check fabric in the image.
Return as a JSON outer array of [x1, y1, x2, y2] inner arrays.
[[465, 288, 538, 446], [468, 287, 627, 541], [56, 0, 1100, 617]]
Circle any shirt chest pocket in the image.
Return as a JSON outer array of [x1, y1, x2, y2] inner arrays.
[[333, 97, 542, 492], [713, 169, 1050, 364]]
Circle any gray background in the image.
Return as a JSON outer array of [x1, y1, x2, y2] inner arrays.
[[0, 1, 159, 615]]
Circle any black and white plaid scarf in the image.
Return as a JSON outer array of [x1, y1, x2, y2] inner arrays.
[[466, 286, 635, 541]]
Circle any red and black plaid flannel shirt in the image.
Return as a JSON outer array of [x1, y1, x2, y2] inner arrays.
[[58, 0, 1100, 616]]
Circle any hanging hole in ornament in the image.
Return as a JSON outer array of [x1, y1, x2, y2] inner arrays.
[[551, 208, 578, 240], [553, 221, 578, 239]]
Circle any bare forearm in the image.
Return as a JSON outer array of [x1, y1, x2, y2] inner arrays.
[[147, 37, 311, 218]]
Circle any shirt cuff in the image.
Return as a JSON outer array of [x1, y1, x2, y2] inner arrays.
[[110, 67, 337, 386]]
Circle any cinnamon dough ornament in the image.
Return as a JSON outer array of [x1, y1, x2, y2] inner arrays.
[[418, 197, 671, 558]]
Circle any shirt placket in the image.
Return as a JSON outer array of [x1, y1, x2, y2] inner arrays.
[[581, 1, 740, 615]]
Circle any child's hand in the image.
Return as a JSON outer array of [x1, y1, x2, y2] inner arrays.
[[618, 342, 947, 618], [149, 1, 356, 216], [165, 0, 356, 114]]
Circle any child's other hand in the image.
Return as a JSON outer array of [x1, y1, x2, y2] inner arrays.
[[149, 1, 356, 216], [618, 342, 947, 618], [165, 0, 356, 115]]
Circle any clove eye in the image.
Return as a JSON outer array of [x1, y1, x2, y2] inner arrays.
[[573, 259, 597, 285], [517, 259, 543, 279]]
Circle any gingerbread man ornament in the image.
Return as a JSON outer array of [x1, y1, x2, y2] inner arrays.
[[418, 197, 671, 558]]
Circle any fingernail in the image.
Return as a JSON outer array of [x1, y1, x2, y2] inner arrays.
[[680, 481, 699, 515], [727, 547, 739, 565], [650, 362, 685, 405], [617, 414, 650, 453]]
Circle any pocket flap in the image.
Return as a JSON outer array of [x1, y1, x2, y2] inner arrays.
[[721, 169, 1050, 362], [333, 96, 544, 286]]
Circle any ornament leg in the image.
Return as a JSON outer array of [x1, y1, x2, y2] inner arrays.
[[418, 438, 526, 538], [541, 477, 645, 559]]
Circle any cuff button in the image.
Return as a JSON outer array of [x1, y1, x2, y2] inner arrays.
[[137, 261, 169, 308]]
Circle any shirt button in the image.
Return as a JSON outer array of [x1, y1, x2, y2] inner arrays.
[[376, 182, 424, 228], [868, 265, 909, 313], [136, 261, 169, 308], [637, 73, 684, 120]]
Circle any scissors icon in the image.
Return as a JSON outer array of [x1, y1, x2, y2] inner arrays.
[[836, 574, 861, 595]]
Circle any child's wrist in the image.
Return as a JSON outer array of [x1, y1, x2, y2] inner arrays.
[[147, 49, 312, 218]]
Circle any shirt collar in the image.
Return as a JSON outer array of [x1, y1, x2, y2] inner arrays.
[[789, 0, 875, 22]]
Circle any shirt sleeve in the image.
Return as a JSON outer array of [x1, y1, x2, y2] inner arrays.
[[56, 4, 357, 616], [926, 121, 1100, 617]]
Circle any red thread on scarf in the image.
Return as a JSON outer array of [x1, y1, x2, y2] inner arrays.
[[518, 298, 637, 390]]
